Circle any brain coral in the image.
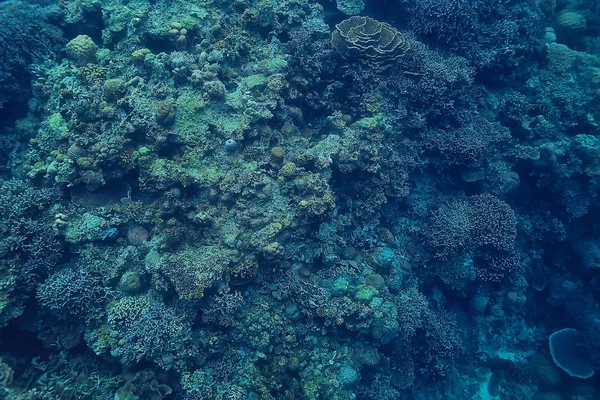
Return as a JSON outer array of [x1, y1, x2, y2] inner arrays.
[[331, 16, 410, 70], [557, 11, 587, 33]]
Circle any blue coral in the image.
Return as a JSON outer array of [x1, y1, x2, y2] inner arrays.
[[105, 295, 195, 369], [37, 268, 113, 323]]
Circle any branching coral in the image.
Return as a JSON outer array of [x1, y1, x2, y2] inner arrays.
[[423, 117, 512, 167], [0, 179, 63, 325], [407, 0, 478, 43], [201, 285, 244, 327], [425, 194, 518, 281], [103, 295, 195, 369], [37, 268, 114, 323]]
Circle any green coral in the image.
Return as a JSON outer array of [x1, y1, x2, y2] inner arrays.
[[226, 74, 277, 123], [354, 285, 378, 303], [65, 34, 98, 66], [133, 146, 155, 170], [163, 246, 237, 299], [65, 213, 109, 244]]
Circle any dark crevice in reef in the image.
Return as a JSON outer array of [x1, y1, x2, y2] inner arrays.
[[0, 325, 48, 360], [144, 34, 174, 55], [62, 4, 104, 43]]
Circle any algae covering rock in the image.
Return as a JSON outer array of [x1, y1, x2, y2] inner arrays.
[[336, 0, 364, 16], [65, 213, 109, 243], [163, 246, 238, 299]]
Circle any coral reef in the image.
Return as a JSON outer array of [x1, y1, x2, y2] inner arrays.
[[0, 0, 598, 398]]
